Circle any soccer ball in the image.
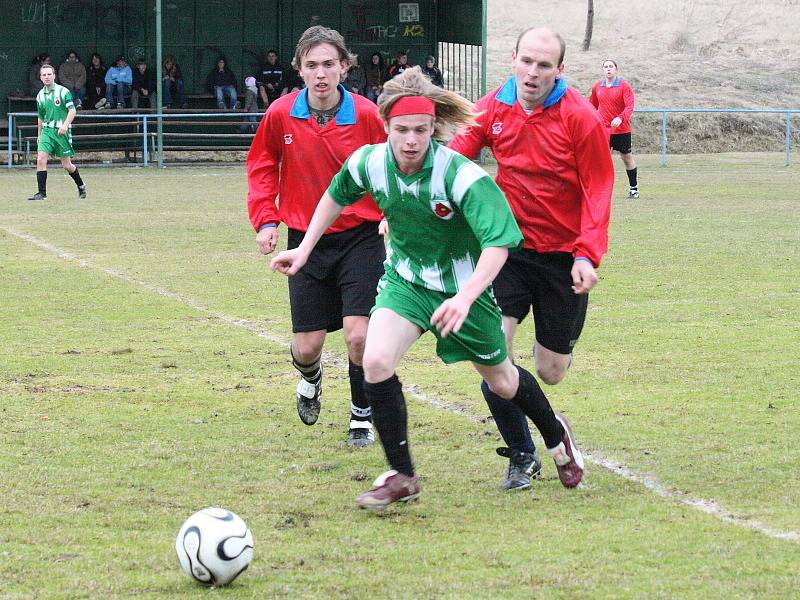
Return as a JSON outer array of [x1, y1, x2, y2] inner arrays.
[[175, 507, 254, 587]]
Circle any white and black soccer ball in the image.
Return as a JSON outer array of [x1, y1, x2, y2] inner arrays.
[[175, 507, 254, 587]]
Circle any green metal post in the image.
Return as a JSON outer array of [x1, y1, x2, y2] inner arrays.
[[156, 0, 164, 168], [481, 0, 487, 97]]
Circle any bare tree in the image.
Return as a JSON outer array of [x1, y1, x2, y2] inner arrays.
[[583, 0, 594, 51]]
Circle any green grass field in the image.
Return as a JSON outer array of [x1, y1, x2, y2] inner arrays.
[[1, 154, 799, 598]]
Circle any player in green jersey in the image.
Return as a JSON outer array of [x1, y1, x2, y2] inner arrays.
[[271, 67, 584, 510], [28, 64, 86, 201]]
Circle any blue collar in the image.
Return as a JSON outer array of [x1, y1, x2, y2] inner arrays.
[[495, 76, 567, 110], [289, 84, 356, 125], [600, 77, 620, 88]]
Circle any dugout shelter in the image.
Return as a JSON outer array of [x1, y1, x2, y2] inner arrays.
[[3, 0, 487, 123]]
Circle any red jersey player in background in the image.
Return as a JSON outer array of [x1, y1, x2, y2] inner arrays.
[[449, 27, 614, 491], [589, 59, 639, 198], [246, 26, 387, 448]]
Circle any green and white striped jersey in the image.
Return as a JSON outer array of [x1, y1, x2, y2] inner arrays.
[[36, 83, 75, 129], [328, 140, 522, 294]]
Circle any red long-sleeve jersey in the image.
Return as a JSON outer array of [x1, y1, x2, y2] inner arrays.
[[247, 86, 386, 233], [449, 78, 614, 267], [588, 77, 635, 135]]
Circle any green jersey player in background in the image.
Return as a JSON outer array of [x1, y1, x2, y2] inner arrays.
[[271, 67, 584, 511], [28, 63, 86, 201]]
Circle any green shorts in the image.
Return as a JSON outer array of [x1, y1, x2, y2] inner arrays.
[[372, 268, 507, 366], [38, 127, 75, 158]]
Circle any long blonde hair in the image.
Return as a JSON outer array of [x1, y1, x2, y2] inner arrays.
[[378, 66, 477, 139]]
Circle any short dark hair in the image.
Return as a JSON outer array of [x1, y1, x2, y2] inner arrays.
[[602, 59, 618, 68], [292, 26, 354, 70], [515, 27, 566, 66]]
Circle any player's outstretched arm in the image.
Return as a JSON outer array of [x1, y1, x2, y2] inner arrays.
[[431, 246, 508, 338], [270, 192, 344, 276]]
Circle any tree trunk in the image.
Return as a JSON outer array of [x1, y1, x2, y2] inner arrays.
[[583, 0, 595, 51]]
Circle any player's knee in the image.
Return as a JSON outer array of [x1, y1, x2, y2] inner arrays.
[[484, 367, 518, 399], [343, 331, 366, 361], [292, 340, 322, 364], [536, 363, 566, 385], [362, 350, 395, 383]]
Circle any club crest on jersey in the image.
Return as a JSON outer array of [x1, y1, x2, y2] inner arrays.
[[431, 199, 454, 220], [54, 97, 61, 106], [491, 122, 503, 135], [283, 134, 293, 144]]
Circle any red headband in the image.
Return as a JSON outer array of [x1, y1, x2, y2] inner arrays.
[[387, 96, 435, 119]]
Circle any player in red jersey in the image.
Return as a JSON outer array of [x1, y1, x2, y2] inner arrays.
[[449, 27, 614, 491], [246, 26, 387, 447], [589, 59, 639, 198]]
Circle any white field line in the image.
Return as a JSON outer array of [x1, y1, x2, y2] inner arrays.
[[4, 225, 799, 544]]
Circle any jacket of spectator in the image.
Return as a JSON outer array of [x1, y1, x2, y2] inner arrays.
[[28, 54, 51, 95], [58, 57, 87, 90], [259, 55, 285, 95], [365, 58, 385, 89], [345, 62, 367, 94], [87, 57, 106, 91], [132, 64, 157, 94], [207, 65, 238, 90], [243, 77, 259, 112], [421, 56, 444, 87], [105, 63, 133, 85]]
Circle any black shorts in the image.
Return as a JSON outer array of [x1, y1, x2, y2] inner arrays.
[[610, 132, 632, 154], [287, 221, 385, 333], [492, 249, 588, 355]]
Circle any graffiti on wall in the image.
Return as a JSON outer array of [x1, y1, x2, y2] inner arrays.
[[21, 1, 59, 24], [346, 3, 426, 42]]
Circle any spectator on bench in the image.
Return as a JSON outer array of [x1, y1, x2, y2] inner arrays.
[[240, 76, 260, 133], [58, 51, 87, 109], [258, 49, 287, 107], [421, 55, 444, 87], [103, 55, 132, 109], [364, 52, 386, 103], [131, 59, 157, 109], [207, 57, 238, 109], [162, 55, 187, 108], [29, 53, 51, 96], [387, 50, 412, 79], [344, 54, 367, 96], [87, 53, 107, 109]]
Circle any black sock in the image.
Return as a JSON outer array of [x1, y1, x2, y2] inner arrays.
[[626, 167, 638, 188], [36, 170, 47, 194], [291, 349, 321, 383], [68, 167, 84, 188], [348, 361, 371, 422], [480, 380, 536, 454], [364, 374, 413, 476], [507, 366, 564, 449]]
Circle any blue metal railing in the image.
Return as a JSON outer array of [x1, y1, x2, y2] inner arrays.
[[6, 108, 800, 168], [6, 111, 259, 168], [635, 108, 800, 167]]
